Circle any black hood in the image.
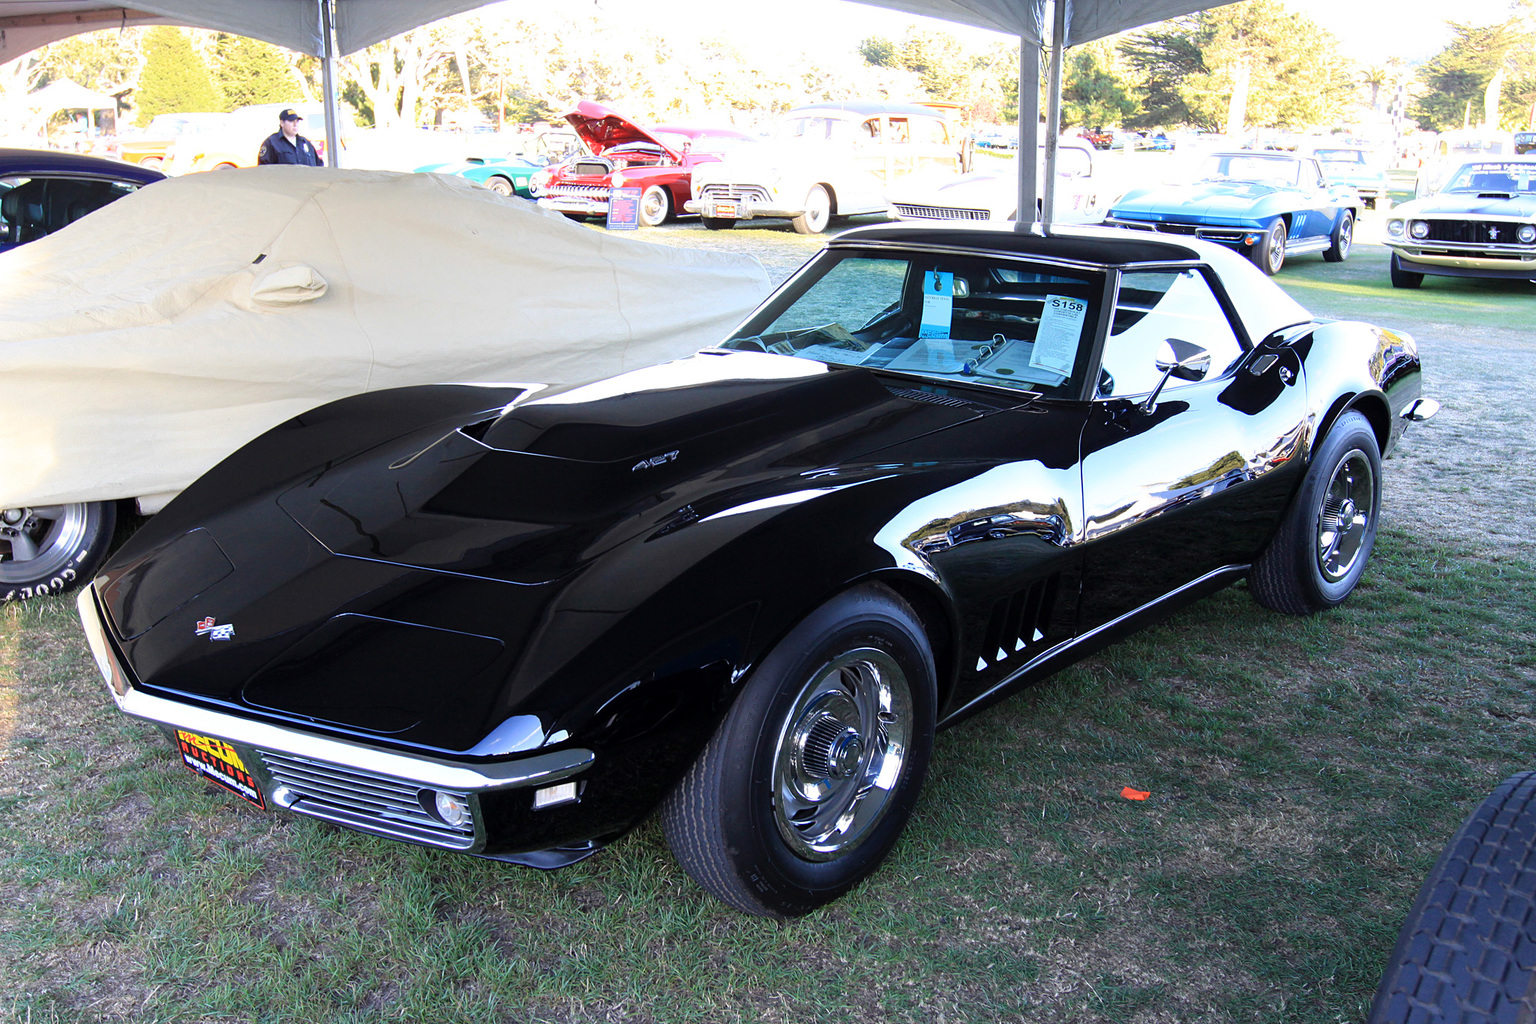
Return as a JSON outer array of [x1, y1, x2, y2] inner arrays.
[[278, 353, 985, 586]]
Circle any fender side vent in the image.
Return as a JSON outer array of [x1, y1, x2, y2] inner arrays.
[[974, 574, 1059, 673]]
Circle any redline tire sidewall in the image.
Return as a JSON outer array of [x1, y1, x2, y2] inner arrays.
[[715, 587, 936, 917], [1367, 772, 1536, 1024], [0, 500, 116, 602]]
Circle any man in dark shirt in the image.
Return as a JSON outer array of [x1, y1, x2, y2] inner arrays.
[[257, 109, 322, 166]]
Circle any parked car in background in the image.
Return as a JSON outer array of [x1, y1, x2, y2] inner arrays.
[[888, 139, 1106, 224], [78, 223, 1432, 920], [1308, 145, 1390, 208], [531, 101, 752, 226], [1415, 129, 1516, 197], [0, 168, 769, 602], [116, 112, 226, 170], [685, 101, 961, 234], [164, 102, 340, 174], [0, 147, 163, 252], [1515, 131, 1536, 155], [1105, 151, 1361, 274], [414, 153, 544, 197], [1384, 157, 1536, 288], [1078, 127, 1114, 149]]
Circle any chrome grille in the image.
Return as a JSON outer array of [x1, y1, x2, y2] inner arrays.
[[1421, 220, 1532, 244], [892, 203, 990, 221], [699, 184, 772, 203], [259, 750, 476, 849], [547, 184, 612, 199]]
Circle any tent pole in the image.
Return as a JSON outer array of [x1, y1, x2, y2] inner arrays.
[[1042, 0, 1067, 225], [320, 0, 342, 167], [1016, 33, 1040, 231]]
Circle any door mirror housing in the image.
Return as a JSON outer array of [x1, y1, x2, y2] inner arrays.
[[1140, 338, 1211, 413]]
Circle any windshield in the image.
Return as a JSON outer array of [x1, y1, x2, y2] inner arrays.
[[721, 251, 1103, 398], [1198, 154, 1300, 186], [1442, 161, 1536, 194]]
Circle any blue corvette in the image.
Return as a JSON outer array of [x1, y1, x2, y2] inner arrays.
[[1106, 151, 1361, 274]]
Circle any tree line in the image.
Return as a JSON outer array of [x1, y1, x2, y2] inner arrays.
[[3, 1, 1532, 134]]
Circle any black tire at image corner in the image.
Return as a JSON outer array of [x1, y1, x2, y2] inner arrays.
[[659, 583, 937, 918], [0, 500, 117, 602], [1368, 772, 1536, 1024]]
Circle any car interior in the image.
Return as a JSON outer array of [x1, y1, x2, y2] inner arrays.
[[0, 175, 140, 247]]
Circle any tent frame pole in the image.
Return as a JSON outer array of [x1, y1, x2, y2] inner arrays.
[[1015, 34, 1040, 231], [1042, 0, 1068, 225], [319, 0, 343, 167]]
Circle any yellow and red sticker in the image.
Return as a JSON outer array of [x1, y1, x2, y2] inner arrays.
[[175, 730, 265, 809]]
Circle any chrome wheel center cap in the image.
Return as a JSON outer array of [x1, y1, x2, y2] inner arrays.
[[827, 730, 865, 779]]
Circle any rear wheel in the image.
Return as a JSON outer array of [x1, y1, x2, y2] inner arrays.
[[486, 176, 515, 197], [639, 185, 672, 227], [1249, 411, 1380, 614], [660, 584, 936, 918], [791, 185, 832, 234], [1249, 218, 1287, 275], [1, 501, 117, 602], [1390, 253, 1424, 289], [1323, 210, 1353, 262], [701, 216, 737, 231]]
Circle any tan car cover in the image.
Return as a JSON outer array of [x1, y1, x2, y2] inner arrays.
[[0, 167, 771, 510]]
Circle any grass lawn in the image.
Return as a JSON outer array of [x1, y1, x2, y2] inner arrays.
[[2, 221, 1533, 1023]]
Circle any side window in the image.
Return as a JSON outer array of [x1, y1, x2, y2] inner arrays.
[[859, 119, 881, 145], [885, 117, 911, 144], [1099, 269, 1244, 398]]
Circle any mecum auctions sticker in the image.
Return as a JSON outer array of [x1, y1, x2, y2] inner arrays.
[[175, 730, 265, 809]]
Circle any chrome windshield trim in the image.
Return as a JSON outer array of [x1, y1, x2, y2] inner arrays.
[[78, 584, 594, 793]]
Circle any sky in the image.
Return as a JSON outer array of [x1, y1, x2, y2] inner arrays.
[[489, 0, 1522, 67]]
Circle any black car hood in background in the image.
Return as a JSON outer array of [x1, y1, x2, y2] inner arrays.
[[278, 353, 988, 586]]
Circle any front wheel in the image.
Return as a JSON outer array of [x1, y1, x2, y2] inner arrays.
[[701, 216, 736, 231], [1323, 210, 1353, 262], [1248, 410, 1381, 614], [1249, 218, 1287, 275], [1, 501, 117, 602], [791, 185, 832, 235], [1390, 253, 1424, 289], [660, 584, 936, 918], [639, 184, 672, 227]]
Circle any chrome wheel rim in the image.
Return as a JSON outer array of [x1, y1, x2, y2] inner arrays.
[[1268, 222, 1286, 272], [640, 187, 667, 225], [1316, 450, 1374, 583], [0, 504, 90, 583], [1337, 216, 1352, 257], [772, 647, 912, 861], [488, 177, 513, 196], [805, 188, 830, 231]]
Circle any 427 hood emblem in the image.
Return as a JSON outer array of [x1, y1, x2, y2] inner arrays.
[[632, 450, 679, 472]]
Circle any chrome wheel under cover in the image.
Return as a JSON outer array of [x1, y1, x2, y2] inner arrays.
[[1315, 449, 1374, 583], [771, 647, 912, 861], [0, 504, 90, 582]]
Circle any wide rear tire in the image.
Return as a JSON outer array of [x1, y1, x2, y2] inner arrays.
[[1367, 772, 1536, 1024], [660, 584, 936, 918], [1249, 411, 1380, 614]]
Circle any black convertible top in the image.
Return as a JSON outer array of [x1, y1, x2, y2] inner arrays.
[[836, 223, 1202, 267]]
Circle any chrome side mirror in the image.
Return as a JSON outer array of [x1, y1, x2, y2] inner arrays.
[[1139, 338, 1211, 414]]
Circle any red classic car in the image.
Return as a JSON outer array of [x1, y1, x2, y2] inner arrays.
[[530, 100, 752, 226]]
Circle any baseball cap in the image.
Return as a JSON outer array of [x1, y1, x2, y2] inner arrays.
[[279, 109, 302, 121]]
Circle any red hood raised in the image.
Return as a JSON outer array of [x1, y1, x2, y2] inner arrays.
[[565, 100, 678, 160]]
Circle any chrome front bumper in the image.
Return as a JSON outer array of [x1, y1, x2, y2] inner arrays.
[[537, 194, 610, 217], [1102, 217, 1264, 247], [1386, 243, 1536, 278], [77, 584, 594, 852], [682, 196, 800, 221]]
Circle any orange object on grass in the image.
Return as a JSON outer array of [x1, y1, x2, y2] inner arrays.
[[1121, 787, 1150, 801]]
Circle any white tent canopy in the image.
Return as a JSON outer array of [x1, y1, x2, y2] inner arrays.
[[0, 0, 1242, 216]]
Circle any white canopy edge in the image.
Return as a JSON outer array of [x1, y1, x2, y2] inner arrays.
[[849, 0, 1236, 45], [0, 0, 500, 62]]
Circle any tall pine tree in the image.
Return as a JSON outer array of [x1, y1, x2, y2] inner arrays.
[[213, 35, 301, 110], [133, 27, 221, 126]]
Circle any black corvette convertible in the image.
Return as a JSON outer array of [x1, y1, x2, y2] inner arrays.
[[79, 225, 1435, 918]]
